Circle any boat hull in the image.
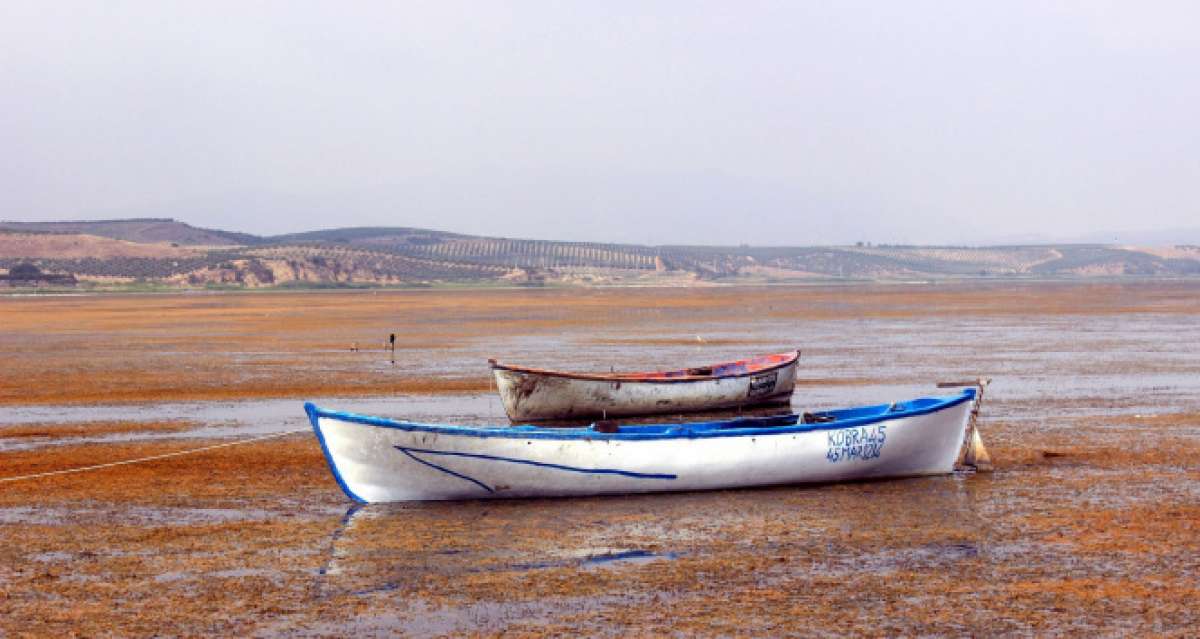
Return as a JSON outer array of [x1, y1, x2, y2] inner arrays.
[[305, 389, 977, 503], [491, 355, 799, 421]]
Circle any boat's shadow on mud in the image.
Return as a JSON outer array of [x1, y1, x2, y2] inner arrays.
[[312, 473, 998, 602]]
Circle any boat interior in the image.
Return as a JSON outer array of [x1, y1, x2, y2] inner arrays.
[[489, 350, 800, 381], [622, 351, 798, 380], [588, 395, 955, 434], [309, 388, 974, 440]]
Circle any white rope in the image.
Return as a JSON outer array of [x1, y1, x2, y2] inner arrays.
[[0, 428, 308, 484]]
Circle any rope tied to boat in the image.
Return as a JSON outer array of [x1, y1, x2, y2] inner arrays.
[[938, 377, 993, 472], [0, 428, 308, 484]]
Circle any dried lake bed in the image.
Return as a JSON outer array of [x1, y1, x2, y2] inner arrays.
[[2, 283, 1198, 636]]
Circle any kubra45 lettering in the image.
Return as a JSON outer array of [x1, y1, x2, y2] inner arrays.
[[826, 425, 887, 462]]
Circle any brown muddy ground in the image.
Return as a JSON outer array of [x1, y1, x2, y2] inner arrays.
[[2, 282, 1199, 636]]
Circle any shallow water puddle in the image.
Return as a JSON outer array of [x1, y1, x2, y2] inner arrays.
[[0, 394, 503, 451]]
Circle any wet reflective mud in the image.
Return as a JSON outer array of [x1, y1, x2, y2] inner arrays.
[[1, 282, 1198, 636]]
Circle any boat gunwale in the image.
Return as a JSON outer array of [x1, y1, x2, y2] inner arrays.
[[486, 349, 801, 383], [303, 388, 974, 444]]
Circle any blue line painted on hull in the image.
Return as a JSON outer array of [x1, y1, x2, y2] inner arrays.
[[397, 447, 496, 493], [395, 446, 678, 493]]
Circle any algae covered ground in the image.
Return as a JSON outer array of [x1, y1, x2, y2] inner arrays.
[[1, 282, 1198, 636]]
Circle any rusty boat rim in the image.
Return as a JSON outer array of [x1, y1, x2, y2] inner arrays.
[[487, 349, 801, 383]]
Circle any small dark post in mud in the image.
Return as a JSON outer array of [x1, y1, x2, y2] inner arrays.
[[388, 333, 396, 364]]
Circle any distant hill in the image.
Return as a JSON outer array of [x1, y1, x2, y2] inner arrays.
[[990, 228, 1200, 246], [0, 230, 200, 259], [2, 219, 1199, 289], [266, 226, 466, 247], [0, 218, 261, 247]]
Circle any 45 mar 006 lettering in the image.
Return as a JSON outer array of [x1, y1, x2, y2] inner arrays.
[[826, 424, 887, 462]]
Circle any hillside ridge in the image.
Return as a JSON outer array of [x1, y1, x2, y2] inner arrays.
[[2, 219, 1199, 289], [0, 219, 261, 247]]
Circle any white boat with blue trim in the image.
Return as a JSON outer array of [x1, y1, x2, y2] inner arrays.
[[304, 382, 991, 503]]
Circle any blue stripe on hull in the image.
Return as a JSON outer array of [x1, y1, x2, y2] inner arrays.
[[396, 447, 497, 493], [396, 446, 677, 494]]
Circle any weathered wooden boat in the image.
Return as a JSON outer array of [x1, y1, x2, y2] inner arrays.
[[304, 382, 991, 503], [487, 350, 801, 422]]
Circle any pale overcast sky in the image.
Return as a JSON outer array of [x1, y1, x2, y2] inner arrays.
[[2, 1, 1198, 245]]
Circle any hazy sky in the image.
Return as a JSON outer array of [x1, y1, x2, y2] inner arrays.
[[2, 1, 1198, 245]]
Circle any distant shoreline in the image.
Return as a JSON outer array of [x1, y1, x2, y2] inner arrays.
[[5, 274, 1200, 299]]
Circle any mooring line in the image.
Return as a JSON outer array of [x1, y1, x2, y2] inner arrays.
[[0, 428, 309, 484]]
